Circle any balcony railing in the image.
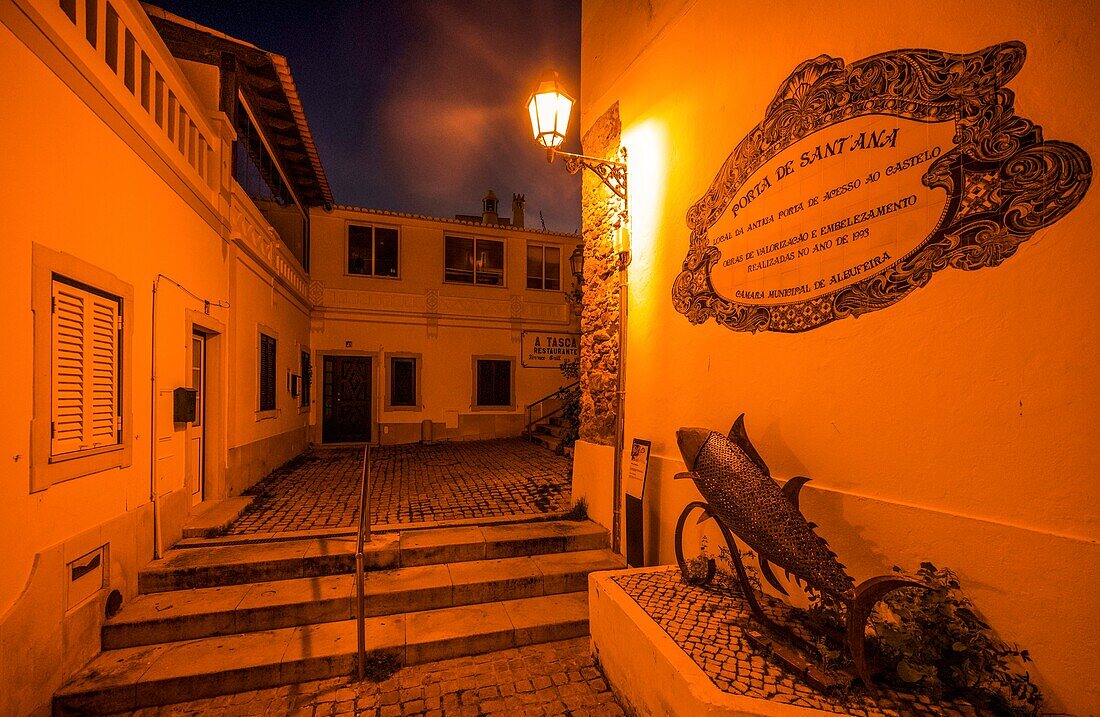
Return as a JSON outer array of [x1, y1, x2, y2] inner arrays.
[[23, 0, 221, 212]]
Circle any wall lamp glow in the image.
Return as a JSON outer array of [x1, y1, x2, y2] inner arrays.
[[527, 71, 629, 253], [527, 70, 631, 556]]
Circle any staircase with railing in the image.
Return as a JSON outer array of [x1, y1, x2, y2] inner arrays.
[[523, 381, 579, 455]]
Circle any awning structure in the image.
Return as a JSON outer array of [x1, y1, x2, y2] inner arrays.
[[142, 3, 333, 207]]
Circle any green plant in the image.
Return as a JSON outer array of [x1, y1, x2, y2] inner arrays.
[[556, 359, 581, 448], [562, 497, 588, 521], [682, 534, 713, 584], [359, 650, 402, 682], [871, 563, 1043, 716], [717, 546, 762, 593]]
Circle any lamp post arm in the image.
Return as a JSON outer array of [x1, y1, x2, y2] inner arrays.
[[550, 147, 628, 205]]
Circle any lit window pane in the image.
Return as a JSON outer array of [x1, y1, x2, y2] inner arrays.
[[544, 247, 561, 290], [375, 228, 399, 277], [445, 236, 475, 283], [527, 245, 543, 289], [475, 239, 504, 286]]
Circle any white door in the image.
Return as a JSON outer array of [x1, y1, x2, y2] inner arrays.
[[189, 331, 206, 505]]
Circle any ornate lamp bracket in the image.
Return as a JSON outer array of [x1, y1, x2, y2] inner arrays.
[[551, 147, 628, 209]]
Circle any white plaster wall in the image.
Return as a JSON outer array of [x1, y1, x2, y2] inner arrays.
[[579, 1, 1100, 712]]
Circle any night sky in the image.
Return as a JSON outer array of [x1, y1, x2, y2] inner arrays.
[[154, 0, 582, 233]]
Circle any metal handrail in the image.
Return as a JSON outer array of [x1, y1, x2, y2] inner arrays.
[[354, 444, 372, 680], [524, 381, 579, 437], [524, 403, 569, 435], [524, 380, 580, 411]]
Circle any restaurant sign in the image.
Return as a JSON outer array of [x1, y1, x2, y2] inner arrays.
[[521, 331, 580, 368], [673, 41, 1090, 333]]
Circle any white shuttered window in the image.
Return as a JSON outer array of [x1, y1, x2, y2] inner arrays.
[[51, 278, 122, 456]]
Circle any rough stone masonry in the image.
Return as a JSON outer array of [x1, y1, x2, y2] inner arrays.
[[579, 103, 625, 445]]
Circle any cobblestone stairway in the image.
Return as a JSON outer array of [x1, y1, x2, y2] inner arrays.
[[54, 520, 622, 715]]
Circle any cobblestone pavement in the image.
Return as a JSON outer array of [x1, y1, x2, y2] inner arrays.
[[122, 638, 624, 716], [228, 438, 572, 534], [613, 568, 978, 716]]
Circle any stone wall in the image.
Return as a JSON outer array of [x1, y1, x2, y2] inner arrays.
[[578, 104, 624, 445]]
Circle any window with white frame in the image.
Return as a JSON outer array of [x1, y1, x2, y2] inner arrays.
[[526, 243, 561, 290], [347, 224, 399, 278], [387, 355, 420, 409], [50, 277, 122, 456], [474, 358, 513, 408], [445, 235, 504, 286], [32, 245, 134, 491]]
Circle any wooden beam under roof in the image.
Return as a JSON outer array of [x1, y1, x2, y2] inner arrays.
[[142, 3, 333, 206]]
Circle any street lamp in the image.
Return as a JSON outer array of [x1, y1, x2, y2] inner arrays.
[[527, 71, 574, 152], [568, 245, 584, 284], [526, 71, 629, 217], [528, 71, 630, 556]]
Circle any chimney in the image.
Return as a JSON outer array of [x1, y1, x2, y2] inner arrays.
[[512, 193, 525, 229], [482, 190, 499, 225]]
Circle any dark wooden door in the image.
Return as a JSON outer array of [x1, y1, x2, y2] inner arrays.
[[322, 355, 372, 443]]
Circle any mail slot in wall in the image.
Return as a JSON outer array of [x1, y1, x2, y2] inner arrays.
[[174, 387, 197, 423], [67, 545, 107, 611]]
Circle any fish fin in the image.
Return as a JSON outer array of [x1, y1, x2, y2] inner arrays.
[[728, 414, 771, 476], [673, 471, 698, 481], [758, 557, 789, 596], [695, 509, 714, 525], [781, 476, 811, 510]]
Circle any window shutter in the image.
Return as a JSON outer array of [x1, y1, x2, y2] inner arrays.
[[88, 293, 120, 442], [51, 279, 120, 456], [259, 333, 277, 411]]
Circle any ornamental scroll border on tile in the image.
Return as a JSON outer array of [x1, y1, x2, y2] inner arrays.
[[672, 41, 1091, 333]]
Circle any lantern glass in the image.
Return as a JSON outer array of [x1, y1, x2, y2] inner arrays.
[[568, 246, 583, 279], [526, 73, 574, 149]]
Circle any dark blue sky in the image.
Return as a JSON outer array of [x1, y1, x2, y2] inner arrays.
[[155, 0, 582, 232]]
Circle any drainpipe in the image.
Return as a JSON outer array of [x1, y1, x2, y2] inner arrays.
[[150, 279, 160, 559], [149, 275, 229, 560], [611, 218, 631, 555]]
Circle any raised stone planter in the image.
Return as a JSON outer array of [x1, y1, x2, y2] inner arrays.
[[589, 567, 976, 717]]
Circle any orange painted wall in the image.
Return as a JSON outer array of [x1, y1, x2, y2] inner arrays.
[[577, 0, 1099, 712], [0, 3, 311, 710]]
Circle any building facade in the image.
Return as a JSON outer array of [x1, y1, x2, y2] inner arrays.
[[571, 1, 1099, 714], [309, 204, 579, 445], [0, 2, 578, 713]]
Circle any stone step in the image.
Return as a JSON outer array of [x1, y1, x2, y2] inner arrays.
[[55, 592, 592, 715], [139, 520, 608, 593], [106, 550, 623, 649], [181, 496, 254, 538], [536, 423, 565, 438], [529, 433, 563, 453]]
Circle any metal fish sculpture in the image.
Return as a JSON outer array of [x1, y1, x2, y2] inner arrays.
[[674, 415, 925, 685]]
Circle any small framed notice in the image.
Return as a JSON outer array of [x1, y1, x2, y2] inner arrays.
[[626, 438, 651, 499], [625, 438, 651, 568]]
